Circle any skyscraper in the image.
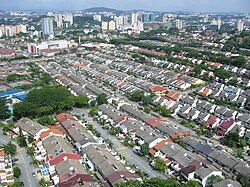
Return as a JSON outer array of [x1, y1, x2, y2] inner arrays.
[[41, 17, 54, 37]]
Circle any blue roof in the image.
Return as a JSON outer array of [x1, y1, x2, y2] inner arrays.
[[0, 89, 24, 98], [14, 94, 28, 101]]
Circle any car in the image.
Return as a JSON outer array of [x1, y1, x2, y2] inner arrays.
[[20, 182, 24, 186], [12, 158, 19, 162], [32, 171, 36, 177], [132, 164, 138, 168]]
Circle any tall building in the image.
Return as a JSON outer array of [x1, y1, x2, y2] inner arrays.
[[0, 24, 27, 37], [63, 13, 74, 26], [175, 19, 183, 30], [131, 13, 139, 25], [101, 21, 108, 30], [41, 17, 54, 37], [236, 20, 244, 32], [93, 15, 102, 22], [210, 18, 221, 30], [108, 20, 116, 31], [55, 14, 63, 28]]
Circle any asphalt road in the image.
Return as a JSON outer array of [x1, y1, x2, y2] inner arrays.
[[16, 147, 39, 187], [0, 127, 39, 187], [71, 108, 169, 179]]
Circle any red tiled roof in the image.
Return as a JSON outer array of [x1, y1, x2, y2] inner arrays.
[[150, 85, 166, 93], [218, 118, 235, 130], [59, 173, 94, 187], [147, 118, 164, 128], [49, 153, 82, 166], [206, 115, 218, 127], [56, 113, 75, 123], [106, 171, 139, 185], [39, 128, 64, 140]]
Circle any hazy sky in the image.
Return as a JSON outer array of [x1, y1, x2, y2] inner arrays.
[[0, 0, 250, 12]]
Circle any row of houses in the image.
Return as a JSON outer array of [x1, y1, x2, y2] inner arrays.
[[13, 115, 139, 187], [198, 82, 249, 109], [96, 103, 235, 187], [86, 49, 204, 91], [171, 95, 250, 137], [0, 149, 14, 187]]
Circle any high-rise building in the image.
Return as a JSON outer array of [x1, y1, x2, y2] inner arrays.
[[131, 13, 139, 25], [236, 20, 244, 32], [108, 20, 116, 31], [41, 17, 54, 37], [210, 18, 222, 30], [55, 14, 63, 28], [93, 15, 102, 22], [163, 13, 174, 22], [175, 19, 183, 30], [101, 21, 108, 30], [63, 13, 74, 26]]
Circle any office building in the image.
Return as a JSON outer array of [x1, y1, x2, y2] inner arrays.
[[41, 17, 54, 37]]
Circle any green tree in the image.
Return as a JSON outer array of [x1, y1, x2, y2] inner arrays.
[[96, 93, 108, 105], [73, 96, 89, 108], [39, 178, 51, 187], [13, 166, 21, 178], [155, 158, 167, 172], [207, 175, 223, 187], [27, 147, 35, 157], [130, 91, 144, 102], [37, 116, 57, 126], [3, 141, 17, 156], [17, 135, 27, 147], [140, 142, 149, 156], [0, 98, 10, 119], [11, 181, 23, 187]]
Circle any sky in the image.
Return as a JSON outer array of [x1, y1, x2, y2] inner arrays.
[[0, 0, 250, 12]]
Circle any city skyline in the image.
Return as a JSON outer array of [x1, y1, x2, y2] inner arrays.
[[0, 0, 250, 13]]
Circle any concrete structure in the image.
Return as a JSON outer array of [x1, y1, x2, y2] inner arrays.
[[108, 20, 116, 31], [101, 21, 108, 30], [28, 40, 70, 55], [41, 17, 54, 37], [236, 20, 244, 32]]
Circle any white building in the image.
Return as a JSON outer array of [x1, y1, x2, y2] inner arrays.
[[131, 12, 140, 26], [108, 20, 116, 31], [175, 19, 183, 30], [41, 17, 54, 37], [93, 14, 102, 22], [236, 20, 244, 32], [28, 40, 70, 55], [101, 21, 108, 30]]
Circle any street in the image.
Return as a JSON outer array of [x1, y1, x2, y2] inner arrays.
[[71, 108, 169, 179], [0, 127, 39, 187]]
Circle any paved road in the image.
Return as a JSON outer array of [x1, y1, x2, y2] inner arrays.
[[16, 147, 39, 187], [0, 127, 39, 187], [0, 127, 10, 145], [71, 108, 168, 179]]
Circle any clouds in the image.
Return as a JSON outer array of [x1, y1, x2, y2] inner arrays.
[[0, 0, 249, 12]]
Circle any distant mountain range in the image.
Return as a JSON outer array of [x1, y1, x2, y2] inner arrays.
[[83, 7, 123, 13]]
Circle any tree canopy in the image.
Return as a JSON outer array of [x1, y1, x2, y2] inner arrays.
[[13, 86, 75, 119], [0, 98, 10, 119]]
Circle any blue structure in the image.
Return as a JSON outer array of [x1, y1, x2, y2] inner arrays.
[[0, 89, 28, 101]]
